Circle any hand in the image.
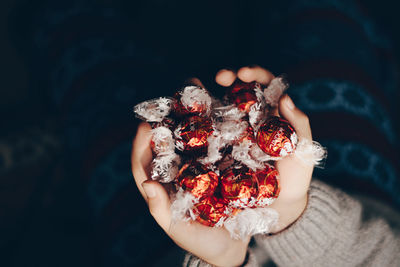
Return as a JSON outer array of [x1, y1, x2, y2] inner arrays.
[[131, 65, 314, 267], [131, 77, 250, 267], [216, 66, 313, 233]]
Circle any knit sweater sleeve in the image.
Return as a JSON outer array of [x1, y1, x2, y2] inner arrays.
[[255, 179, 400, 267], [183, 180, 400, 267], [183, 248, 259, 267]]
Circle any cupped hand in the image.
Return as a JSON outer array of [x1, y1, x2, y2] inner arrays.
[[131, 66, 314, 267], [216, 66, 313, 233], [131, 77, 250, 267]]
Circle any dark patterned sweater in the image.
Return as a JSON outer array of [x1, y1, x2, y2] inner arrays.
[[21, 0, 400, 265]]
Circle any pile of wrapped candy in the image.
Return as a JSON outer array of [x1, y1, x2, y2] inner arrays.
[[134, 77, 326, 239]]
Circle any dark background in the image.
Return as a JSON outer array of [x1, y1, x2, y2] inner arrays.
[[1, 0, 399, 266]]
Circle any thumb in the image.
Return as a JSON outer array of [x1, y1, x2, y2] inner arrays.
[[142, 180, 172, 232], [278, 94, 312, 140]]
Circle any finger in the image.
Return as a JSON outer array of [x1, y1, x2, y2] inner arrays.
[[275, 94, 313, 202], [131, 122, 153, 199], [215, 69, 237, 87], [237, 65, 275, 85], [142, 181, 250, 265], [184, 77, 205, 88], [278, 94, 312, 140], [274, 153, 313, 202], [142, 180, 172, 231]]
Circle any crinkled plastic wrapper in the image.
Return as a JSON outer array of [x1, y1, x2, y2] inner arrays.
[[133, 77, 327, 239]]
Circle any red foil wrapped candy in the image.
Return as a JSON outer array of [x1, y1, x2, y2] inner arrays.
[[254, 165, 280, 207], [175, 116, 213, 153], [176, 162, 219, 199], [256, 116, 297, 157], [193, 196, 228, 226], [220, 165, 258, 208], [226, 81, 261, 112], [173, 86, 212, 117]]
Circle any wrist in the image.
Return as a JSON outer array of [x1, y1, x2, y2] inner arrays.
[[207, 239, 249, 267], [270, 194, 308, 233]]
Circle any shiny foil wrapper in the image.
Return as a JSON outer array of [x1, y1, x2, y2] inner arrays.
[[150, 139, 171, 155], [150, 125, 175, 155], [256, 116, 297, 157], [175, 116, 213, 153], [254, 165, 280, 207], [220, 165, 258, 208], [173, 92, 194, 116], [173, 90, 210, 117], [226, 81, 259, 112], [176, 162, 219, 198], [239, 125, 256, 143], [150, 117, 175, 129], [193, 196, 227, 227]]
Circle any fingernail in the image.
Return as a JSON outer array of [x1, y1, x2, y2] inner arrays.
[[286, 95, 295, 110], [142, 182, 156, 198]]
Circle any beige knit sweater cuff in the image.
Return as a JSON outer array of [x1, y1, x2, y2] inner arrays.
[[256, 179, 400, 266], [255, 179, 347, 266], [183, 248, 258, 267], [184, 179, 400, 266]]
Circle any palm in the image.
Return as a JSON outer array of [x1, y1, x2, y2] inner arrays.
[[168, 219, 249, 264], [274, 155, 313, 203], [131, 121, 249, 266], [131, 65, 314, 265], [214, 66, 313, 225]]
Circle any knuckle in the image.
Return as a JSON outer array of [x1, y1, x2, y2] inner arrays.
[[239, 66, 252, 74], [148, 205, 158, 218], [148, 208, 156, 217]]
